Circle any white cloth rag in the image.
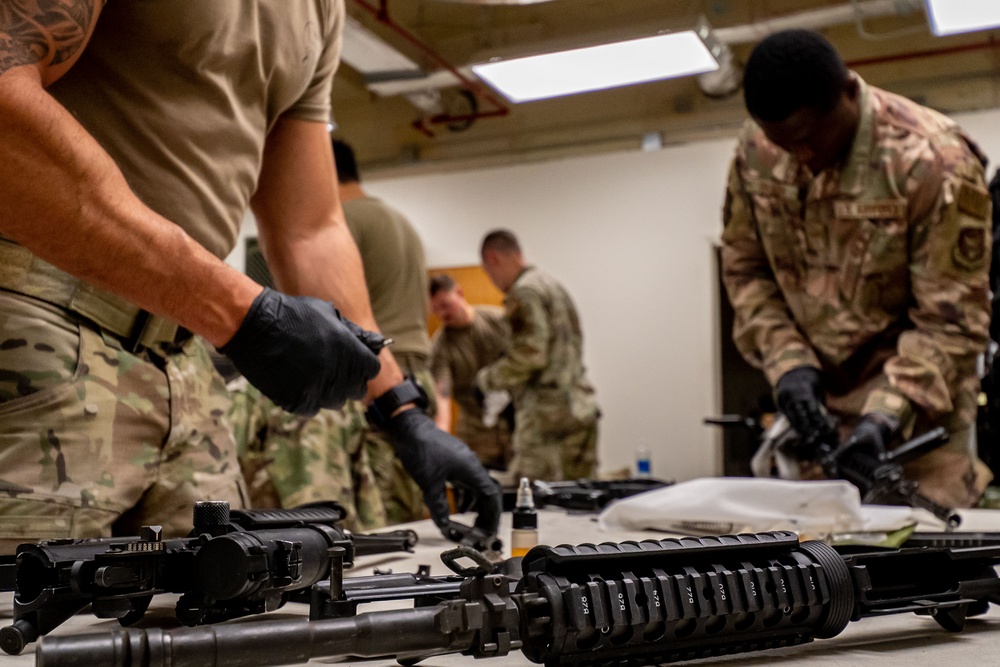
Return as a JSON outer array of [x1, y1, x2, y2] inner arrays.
[[598, 477, 924, 537]]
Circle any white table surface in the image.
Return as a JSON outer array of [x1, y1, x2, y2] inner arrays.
[[4, 508, 1000, 666]]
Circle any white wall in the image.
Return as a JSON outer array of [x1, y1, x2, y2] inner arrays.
[[364, 139, 738, 482], [228, 107, 1000, 483], [953, 108, 1000, 168]]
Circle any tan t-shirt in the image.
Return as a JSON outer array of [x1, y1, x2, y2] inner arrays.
[[431, 306, 509, 425], [343, 196, 431, 356], [49, 0, 345, 259]]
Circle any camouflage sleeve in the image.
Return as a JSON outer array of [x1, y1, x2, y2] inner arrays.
[[476, 288, 548, 392], [865, 142, 992, 422], [720, 157, 820, 387]]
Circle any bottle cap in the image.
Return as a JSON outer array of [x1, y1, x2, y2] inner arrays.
[[513, 477, 538, 530]]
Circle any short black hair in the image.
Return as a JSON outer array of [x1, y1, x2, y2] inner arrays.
[[429, 274, 456, 297], [332, 138, 360, 184], [481, 229, 521, 255], [743, 30, 849, 123]]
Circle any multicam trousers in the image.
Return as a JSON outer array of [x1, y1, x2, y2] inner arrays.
[[228, 381, 387, 532], [0, 292, 247, 554], [509, 418, 599, 482], [227, 353, 440, 530]]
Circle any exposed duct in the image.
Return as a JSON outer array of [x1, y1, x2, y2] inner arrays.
[[340, 14, 446, 114], [346, 0, 510, 134], [714, 0, 924, 45]]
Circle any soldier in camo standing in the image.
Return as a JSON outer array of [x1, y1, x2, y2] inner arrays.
[[721, 30, 993, 508], [476, 230, 600, 481]]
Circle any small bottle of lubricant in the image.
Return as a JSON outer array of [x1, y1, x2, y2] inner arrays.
[[511, 477, 539, 558]]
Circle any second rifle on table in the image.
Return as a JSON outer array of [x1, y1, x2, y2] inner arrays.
[[0, 500, 417, 655]]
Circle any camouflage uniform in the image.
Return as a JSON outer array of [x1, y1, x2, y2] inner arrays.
[[477, 266, 600, 481], [431, 305, 514, 470], [0, 287, 247, 555], [227, 380, 385, 532], [721, 76, 993, 509]]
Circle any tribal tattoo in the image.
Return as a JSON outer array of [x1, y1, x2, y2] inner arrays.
[[0, 0, 99, 76]]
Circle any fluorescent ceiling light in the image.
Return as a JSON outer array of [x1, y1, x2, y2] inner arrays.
[[471, 31, 719, 103], [341, 15, 421, 79], [925, 0, 1000, 36]]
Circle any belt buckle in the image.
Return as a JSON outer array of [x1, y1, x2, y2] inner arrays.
[[124, 311, 153, 354]]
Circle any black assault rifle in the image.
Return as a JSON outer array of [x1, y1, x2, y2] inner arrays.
[[707, 415, 961, 528], [500, 478, 672, 513], [0, 500, 417, 655], [37, 530, 1000, 667]]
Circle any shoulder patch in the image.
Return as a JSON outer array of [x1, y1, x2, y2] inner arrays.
[[957, 181, 990, 220], [953, 223, 988, 271]]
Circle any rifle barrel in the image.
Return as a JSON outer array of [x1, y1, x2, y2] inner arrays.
[[38, 607, 463, 667]]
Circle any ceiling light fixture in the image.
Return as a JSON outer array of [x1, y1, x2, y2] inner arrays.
[[471, 30, 720, 103], [925, 0, 1000, 36]]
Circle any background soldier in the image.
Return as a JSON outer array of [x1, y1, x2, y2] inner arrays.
[[476, 230, 600, 482], [429, 274, 514, 472], [334, 139, 434, 525], [721, 29, 993, 508]]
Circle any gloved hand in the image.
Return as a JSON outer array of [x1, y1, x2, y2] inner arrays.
[[384, 408, 502, 537], [843, 413, 898, 461], [220, 287, 383, 415], [775, 366, 830, 451]]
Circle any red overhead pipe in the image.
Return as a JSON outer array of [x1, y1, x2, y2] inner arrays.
[[845, 39, 999, 68], [349, 0, 510, 136]]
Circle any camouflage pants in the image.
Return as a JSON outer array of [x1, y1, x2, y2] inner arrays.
[[228, 381, 387, 532], [363, 354, 436, 526], [0, 292, 247, 555], [509, 404, 599, 482], [899, 425, 990, 510]]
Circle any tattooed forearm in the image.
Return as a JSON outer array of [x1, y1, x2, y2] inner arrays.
[[0, 0, 98, 76]]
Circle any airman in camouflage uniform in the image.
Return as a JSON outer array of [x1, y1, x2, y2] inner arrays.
[[722, 35, 992, 508], [477, 230, 600, 481]]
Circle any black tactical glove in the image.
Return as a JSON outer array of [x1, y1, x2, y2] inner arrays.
[[775, 366, 830, 452], [383, 408, 502, 537], [220, 287, 383, 415], [843, 413, 898, 461]]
